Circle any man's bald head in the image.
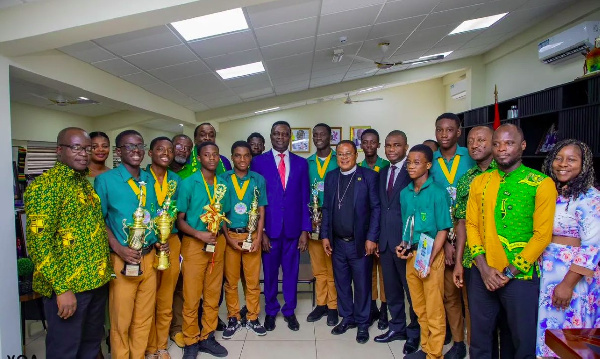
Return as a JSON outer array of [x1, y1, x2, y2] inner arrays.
[[57, 127, 88, 144], [471, 126, 494, 137]]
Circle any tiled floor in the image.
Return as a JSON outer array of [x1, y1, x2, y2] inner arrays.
[[24, 290, 465, 358]]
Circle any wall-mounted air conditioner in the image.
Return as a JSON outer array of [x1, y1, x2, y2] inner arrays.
[[450, 79, 467, 100], [538, 21, 600, 64]]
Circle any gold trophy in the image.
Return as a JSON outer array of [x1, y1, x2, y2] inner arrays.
[[200, 183, 231, 252], [241, 187, 260, 251], [121, 181, 153, 277], [309, 179, 322, 240], [153, 180, 178, 270]]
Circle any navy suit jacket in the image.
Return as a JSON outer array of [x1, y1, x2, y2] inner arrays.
[[321, 166, 381, 257], [250, 150, 311, 239], [378, 163, 411, 252]]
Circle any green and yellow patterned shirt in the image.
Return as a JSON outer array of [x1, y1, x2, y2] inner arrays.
[[454, 161, 496, 268], [24, 162, 113, 297]]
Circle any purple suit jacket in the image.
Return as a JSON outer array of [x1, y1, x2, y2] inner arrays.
[[251, 150, 312, 239]]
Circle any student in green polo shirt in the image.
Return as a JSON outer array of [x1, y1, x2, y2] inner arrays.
[[306, 123, 339, 326], [221, 141, 268, 339], [94, 129, 162, 359], [177, 141, 231, 358], [359, 128, 389, 328], [398, 144, 452, 359], [430, 112, 474, 358]]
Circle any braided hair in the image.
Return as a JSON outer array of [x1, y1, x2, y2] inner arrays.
[[542, 139, 595, 200]]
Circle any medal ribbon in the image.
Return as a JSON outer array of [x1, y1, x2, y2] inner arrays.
[[201, 171, 216, 205], [231, 174, 250, 201], [150, 166, 168, 206], [316, 151, 332, 179], [127, 178, 146, 207], [438, 155, 461, 185]]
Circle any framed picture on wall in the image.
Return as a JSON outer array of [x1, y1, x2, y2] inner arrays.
[[330, 127, 342, 146], [290, 128, 310, 153], [350, 126, 371, 151]]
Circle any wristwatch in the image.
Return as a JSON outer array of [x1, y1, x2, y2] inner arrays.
[[503, 266, 515, 279]]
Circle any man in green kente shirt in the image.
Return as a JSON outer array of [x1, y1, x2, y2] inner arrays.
[[178, 123, 232, 179], [359, 128, 390, 329], [306, 123, 339, 326], [25, 127, 113, 359]]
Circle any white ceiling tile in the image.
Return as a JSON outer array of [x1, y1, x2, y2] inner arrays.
[[343, 68, 375, 81], [434, 0, 485, 12], [357, 33, 410, 60], [347, 61, 377, 72], [168, 96, 198, 107], [94, 26, 181, 57], [261, 37, 316, 61], [433, 30, 479, 48], [271, 74, 311, 86], [275, 81, 310, 94], [185, 103, 210, 112], [312, 43, 361, 71], [483, 4, 556, 35], [376, 0, 438, 24], [247, 0, 321, 28], [232, 81, 274, 96], [189, 30, 258, 59], [311, 66, 351, 79], [192, 90, 238, 102], [520, 0, 574, 11], [92, 58, 140, 76], [419, 5, 483, 30], [238, 87, 274, 100], [124, 44, 198, 70], [310, 73, 345, 88], [139, 82, 186, 100], [318, 5, 381, 35], [421, 43, 461, 57], [226, 73, 272, 89], [0, 0, 23, 10], [398, 25, 455, 53], [169, 73, 227, 96], [460, 30, 518, 49], [469, 0, 527, 19], [386, 50, 428, 62], [254, 17, 318, 47], [59, 41, 117, 63], [119, 72, 160, 87], [203, 48, 263, 70], [266, 52, 314, 79], [368, 15, 425, 40], [243, 93, 276, 101], [148, 60, 212, 82], [316, 27, 370, 50], [204, 97, 243, 108], [321, 0, 386, 15]]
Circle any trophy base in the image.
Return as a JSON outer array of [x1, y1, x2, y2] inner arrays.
[[121, 263, 142, 277], [154, 252, 171, 271], [310, 232, 320, 240], [204, 243, 216, 253], [240, 241, 253, 251]]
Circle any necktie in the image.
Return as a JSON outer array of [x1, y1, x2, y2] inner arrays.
[[387, 165, 397, 199], [278, 153, 286, 189]]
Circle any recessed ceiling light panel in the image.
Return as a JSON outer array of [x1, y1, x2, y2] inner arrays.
[[449, 13, 508, 35], [216, 62, 265, 80], [255, 107, 280, 114], [171, 8, 249, 41]]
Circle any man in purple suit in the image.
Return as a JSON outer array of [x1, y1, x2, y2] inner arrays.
[[250, 121, 311, 332]]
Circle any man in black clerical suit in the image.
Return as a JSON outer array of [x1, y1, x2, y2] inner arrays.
[[373, 130, 420, 354], [321, 140, 381, 344]]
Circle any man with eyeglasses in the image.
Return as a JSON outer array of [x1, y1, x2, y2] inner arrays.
[[145, 137, 182, 359], [170, 134, 194, 178], [95, 129, 167, 358], [24, 127, 113, 359]]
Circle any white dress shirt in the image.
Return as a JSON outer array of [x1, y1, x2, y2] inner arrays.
[[272, 149, 291, 185], [386, 157, 406, 189]]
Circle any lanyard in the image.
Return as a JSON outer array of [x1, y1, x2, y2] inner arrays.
[[150, 166, 168, 206], [201, 171, 216, 204], [438, 155, 461, 185], [127, 178, 146, 207], [231, 174, 250, 201], [316, 152, 332, 179]]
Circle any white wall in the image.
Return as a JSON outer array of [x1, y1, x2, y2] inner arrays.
[[217, 78, 445, 161]]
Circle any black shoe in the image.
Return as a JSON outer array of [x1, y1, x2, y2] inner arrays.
[[197, 333, 228, 358], [403, 337, 420, 355], [182, 343, 199, 359], [444, 341, 467, 359], [326, 309, 339, 327], [246, 318, 267, 336], [331, 320, 356, 335], [405, 349, 426, 359], [374, 330, 407, 343], [356, 327, 369, 344], [216, 316, 226, 331], [377, 310, 389, 330], [284, 314, 300, 331], [264, 315, 276, 331], [444, 325, 452, 345], [240, 305, 248, 322], [222, 317, 241, 340], [306, 305, 328, 322]]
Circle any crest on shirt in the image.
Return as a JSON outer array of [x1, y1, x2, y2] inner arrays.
[[29, 215, 47, 234], [421, 212, 427, 222], [59, 228, 75, 246]]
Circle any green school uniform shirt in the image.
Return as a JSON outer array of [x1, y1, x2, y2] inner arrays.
[[430, 146, 475, 205], [220, 170, 268, 228], [359, 156, 390, 173], [307, 150, 338, 206], [178, 171, 231, 232]]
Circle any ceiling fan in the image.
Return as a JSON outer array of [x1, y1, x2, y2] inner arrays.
[[343, 93, 383, 104], [29, 92, 99, 106], [349, 42, 445, 74]]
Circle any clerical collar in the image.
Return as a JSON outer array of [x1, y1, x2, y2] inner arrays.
[[340, 165, 357, 175]]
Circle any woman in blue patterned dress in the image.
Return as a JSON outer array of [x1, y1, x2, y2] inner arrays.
[[536, 139, 600, 357]]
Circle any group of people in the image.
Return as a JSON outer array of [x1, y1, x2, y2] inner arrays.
[[23, 113, 599, 359]]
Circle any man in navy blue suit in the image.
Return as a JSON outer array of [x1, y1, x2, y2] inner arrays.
[[321, 140, 381, 344], [250, 121, 311, 332]]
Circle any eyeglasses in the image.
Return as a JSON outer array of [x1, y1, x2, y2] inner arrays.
[[175, 144, 192, 151], [119, 143, 146, 152], [59, 144, 92, 154]]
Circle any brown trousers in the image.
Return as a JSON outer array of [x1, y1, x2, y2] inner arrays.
[[147, 234, 181, 353], [308, 239, 337, 309], [372, 256, 386, 302], [109, 251, 157, 359], [444, 266, 464, 342], [407, 252, 446, 359], [181, 234, 225, 345], [170, 274, 184, 336], [224, 231, 262, 320]]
